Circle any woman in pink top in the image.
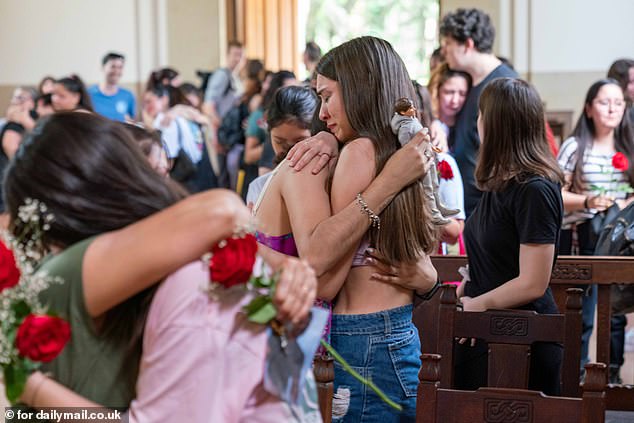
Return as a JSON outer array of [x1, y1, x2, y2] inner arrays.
[[131, 262, 319, 422], [22, 262, 319, 422]]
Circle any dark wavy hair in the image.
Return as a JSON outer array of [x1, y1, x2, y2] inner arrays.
[[569, 79, 634, 193], [316, 36, 438, 262], [266, 86, 317, 164], [55, 75, 94, 112], [4, 112, 186, 397], [440, 8, 496, 53], [262, 70, 296, 111], [476, 78, 563, 191], [266, 86, 316, 130], [121, 122, 164, 157], [102, 51, 125, 66], [146, 67, 180, 91]]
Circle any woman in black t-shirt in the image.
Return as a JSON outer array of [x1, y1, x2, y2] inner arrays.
[[454, 78, 565, 395]]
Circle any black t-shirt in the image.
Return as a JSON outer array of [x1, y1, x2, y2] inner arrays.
[[449, 64, 518, 216], [0, 122, 25, 212], [463, 176, 563, 314]]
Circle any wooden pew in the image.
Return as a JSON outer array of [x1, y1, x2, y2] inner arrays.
[[416, 354, 607, 423], [430, 255, 634, 410], [414, 283, 583, 397], [314, 355, 334, 423], [549, 256, 634, 411]]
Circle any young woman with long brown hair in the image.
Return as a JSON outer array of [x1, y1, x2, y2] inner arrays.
[[254, 36, 439, 421], [557, 78, 634, 382], [455, 78, 565, 395]]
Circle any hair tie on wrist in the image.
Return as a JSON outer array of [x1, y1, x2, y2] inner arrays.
[[414, 279, 441, 301], [584, 196, 589, 209]]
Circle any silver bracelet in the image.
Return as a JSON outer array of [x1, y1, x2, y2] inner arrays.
[[356, 193, 381, 230]]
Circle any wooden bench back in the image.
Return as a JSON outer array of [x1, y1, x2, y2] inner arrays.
[[430, 254, 634, 410], [416, 354, 607, 423], [414, 281, 583, 396], [314, 356, 334, 423]]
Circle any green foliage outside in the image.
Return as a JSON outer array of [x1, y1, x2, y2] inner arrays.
[[305, 0, 439, 83]]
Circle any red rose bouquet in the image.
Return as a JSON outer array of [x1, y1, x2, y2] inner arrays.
[[207, 232, 402, 411], [15, 314, 71, 363], [0, 199, 70, 404], [209, 234, 258, 289], [0, 241, 20, 292]]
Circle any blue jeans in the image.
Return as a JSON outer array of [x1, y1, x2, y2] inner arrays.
[[330, 304, 419, 423]]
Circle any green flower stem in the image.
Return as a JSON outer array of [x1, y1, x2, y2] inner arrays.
[[319, 340, 403, 412]]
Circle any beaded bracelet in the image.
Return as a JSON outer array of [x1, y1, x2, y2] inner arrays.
[[356, 193, 381, 230]]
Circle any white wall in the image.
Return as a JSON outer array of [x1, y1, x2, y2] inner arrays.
[[0, 0, 223, 111], [514, 0, 633, 119], [529, 0, 634, 74], [442, 0, 634, 122], [0, 0, 140, 85], [165, 0, 224, 83]]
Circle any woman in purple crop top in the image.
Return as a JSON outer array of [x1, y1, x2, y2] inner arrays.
[[254, 38, 440, 422]]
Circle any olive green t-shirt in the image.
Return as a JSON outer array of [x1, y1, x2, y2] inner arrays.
[[38, 237, 133, 408]]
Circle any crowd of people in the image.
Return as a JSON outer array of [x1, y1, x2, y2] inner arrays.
[[0, 6, 633, 422]]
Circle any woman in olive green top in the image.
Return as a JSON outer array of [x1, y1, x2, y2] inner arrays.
[[4, 112, 316, 407], [6, 112, 432, 414]]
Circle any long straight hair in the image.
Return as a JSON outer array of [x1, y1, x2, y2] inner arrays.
[[476, 78, 563, 191], [569, 79, 634, 193], [4, 112, 186, 397], [317, 36, 438, 262]]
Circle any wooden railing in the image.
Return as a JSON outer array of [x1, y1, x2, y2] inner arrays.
[[431, 254, 634, 410]]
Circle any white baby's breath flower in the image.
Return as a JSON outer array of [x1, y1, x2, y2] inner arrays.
[[0, 198, 61, 364]]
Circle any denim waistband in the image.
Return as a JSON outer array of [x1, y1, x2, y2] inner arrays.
[[330, 304, 413, 335]]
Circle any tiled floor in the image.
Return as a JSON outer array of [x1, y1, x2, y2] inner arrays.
[[606, 411, 634, 423]]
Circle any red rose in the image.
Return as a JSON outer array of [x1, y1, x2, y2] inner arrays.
[[0, 239, 20, 293], [16, 314, 71, 363], [209, 234, 258, 288], [437, 160, 454, 180], [612, 152, 629, 171]]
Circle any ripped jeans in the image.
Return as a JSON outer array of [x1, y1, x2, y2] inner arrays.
[[330, 304, 419, 422]]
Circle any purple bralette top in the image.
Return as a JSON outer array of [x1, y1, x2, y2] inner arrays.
[[255, 232, 299, 257], [350, 235, 371, 267], [257, 231, 369, 267]]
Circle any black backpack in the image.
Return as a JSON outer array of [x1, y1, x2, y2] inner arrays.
[[196, 68, 233, 98], [217, 102, 250, 148], [594, 202, 634, 257], [594, 202, 634, 314]]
